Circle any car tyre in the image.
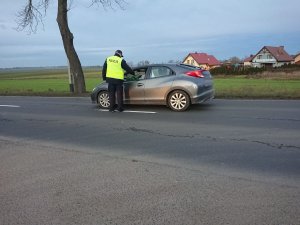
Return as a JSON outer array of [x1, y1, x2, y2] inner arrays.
[[168, 90, 190, 112], [97, 91, 110, 109]]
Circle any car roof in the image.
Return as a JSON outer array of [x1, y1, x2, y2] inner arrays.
[[133, 63, 204, 70]]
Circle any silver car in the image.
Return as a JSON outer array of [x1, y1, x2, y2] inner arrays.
[[91, 64, 214, 112]]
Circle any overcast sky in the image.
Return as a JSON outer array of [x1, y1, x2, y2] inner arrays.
[[0, 0, 299, 68]]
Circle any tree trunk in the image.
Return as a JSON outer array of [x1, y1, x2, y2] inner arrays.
[[56, 0, 86, 94]]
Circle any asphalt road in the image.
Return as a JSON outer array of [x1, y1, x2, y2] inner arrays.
[[1, 96, 300, 225]]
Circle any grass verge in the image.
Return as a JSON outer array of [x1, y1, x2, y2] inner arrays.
[[0, 68, 300, 99], [214, 77, 300, 99]]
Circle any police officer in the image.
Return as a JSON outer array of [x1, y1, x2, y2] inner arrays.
[[102, 50, 134, 112]]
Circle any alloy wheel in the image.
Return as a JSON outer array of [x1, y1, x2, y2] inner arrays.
[[98, 91, 110, 109], [168, 90, 190, 111]]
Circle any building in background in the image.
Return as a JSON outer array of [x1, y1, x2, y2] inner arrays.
[[182, 52, 221, 70], [244, 46, 294, 68], [293, 53, 300, 65], [243, 55, 255, 67]]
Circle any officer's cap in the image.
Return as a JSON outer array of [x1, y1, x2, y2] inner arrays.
[[115, 50, 123, 57]]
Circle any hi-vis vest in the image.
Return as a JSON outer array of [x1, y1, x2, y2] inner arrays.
[[106, 56, 124, 80]]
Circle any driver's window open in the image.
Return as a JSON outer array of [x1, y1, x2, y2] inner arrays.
[[134, 68, 147, 80], [126, 68, 146, 81]]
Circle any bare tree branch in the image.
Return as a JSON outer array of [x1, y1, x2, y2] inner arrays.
[[15, 0, 128, 93], [67, 0, 75, 12], [15, 0, 50, 34], [16, 0, 126, 33], [90, 0, 127, 10]]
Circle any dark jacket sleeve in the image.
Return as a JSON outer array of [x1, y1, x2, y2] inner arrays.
[[102, 60, 107, 80], [121, 59, 134, 75]]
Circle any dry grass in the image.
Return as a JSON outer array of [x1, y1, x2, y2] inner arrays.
[[246, 71, 300, 80]]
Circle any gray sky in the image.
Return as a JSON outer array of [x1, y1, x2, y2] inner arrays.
[[0, 0, 299, 68]]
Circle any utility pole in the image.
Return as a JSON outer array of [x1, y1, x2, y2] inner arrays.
[[66, 10, 74, 93], [68, 60, 74, 93]]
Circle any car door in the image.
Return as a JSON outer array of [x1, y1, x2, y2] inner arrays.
[[123, 67, 149, 104], [143, 66, 175, 104]]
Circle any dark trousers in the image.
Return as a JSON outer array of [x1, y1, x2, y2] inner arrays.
[[108, 82, 123, 110]]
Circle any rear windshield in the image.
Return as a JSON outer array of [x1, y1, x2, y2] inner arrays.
[[177, 64, 201, 71], [176, 64, 212, 78], [175, 64, 199, 74], [202, 70, 212, 78]]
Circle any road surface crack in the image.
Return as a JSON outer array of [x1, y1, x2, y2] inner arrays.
[[124, 127, 300, 151], [124, 127, 194, 138], [231, 138, 300, 150]]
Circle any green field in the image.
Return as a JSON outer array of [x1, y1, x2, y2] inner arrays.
[[214, 78, 300, 98], [0, 68, 101, 95], [0, 68, 300, 98]]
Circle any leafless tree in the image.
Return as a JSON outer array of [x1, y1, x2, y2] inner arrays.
[[137, 60, 150, 67], [16, 0, 126, 94], [168, 59, 181, 64], [228, 56, 242, 64]]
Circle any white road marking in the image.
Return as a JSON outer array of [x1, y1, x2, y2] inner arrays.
[[0, 105, 20, 108], [98, 109, 157, 114]]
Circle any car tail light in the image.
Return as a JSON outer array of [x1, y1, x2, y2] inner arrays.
[[185, 70, 204, 78]]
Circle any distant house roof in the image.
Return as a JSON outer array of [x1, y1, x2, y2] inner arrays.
[[184, 53, 221, 66], [244, 55, 255, 62], [294, 53, 300, 64], [260, 46, 293, 62], [293, 53, 300, 59]]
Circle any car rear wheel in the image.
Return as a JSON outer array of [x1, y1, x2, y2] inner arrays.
[[168, 90, 190, 112], [97, 91, 110, 109]]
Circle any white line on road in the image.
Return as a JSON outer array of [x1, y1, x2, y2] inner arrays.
[[0, 105, 20, 108], [98, 109, 157, 114]]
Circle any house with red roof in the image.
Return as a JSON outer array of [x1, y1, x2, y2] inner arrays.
[[293, 53, 300, 65], [244, 46, 293, 68], [243, 55, 255, 67], [182, 52, 221, 70]]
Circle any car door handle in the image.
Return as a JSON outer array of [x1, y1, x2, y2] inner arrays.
[[137, 83, 144, 87]]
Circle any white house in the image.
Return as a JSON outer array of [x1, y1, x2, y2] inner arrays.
[[249, 46, 294, 68]]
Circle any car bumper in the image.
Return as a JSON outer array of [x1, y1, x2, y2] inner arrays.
[[191, 89, 214, 104], [90, 92, 97, 104]]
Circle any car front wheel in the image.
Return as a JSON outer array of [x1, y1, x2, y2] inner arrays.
[[168, 90, 190, 112], [97, 91, 110, 109]]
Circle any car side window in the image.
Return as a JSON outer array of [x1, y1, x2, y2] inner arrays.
[[134, 68, 147, 80], [126, 68, 147, 81], [150, 66, 173, 79]]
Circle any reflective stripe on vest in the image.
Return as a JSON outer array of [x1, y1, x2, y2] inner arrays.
[[106, 56, 124, 80]]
